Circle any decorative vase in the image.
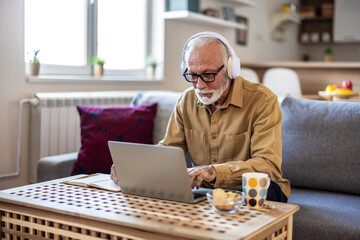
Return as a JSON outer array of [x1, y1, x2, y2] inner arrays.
[[146, 66, 156, 78], [29, 62, 40, 76], [94, 64, 104, 77], [324, 54, 333, 62]]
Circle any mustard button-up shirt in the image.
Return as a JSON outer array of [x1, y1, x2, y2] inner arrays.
[[159, 77, 290, 199]]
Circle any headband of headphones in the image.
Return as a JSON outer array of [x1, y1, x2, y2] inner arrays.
[[181, 31, 241, 79]]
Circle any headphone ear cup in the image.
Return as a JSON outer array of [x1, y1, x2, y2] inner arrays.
[[181, 61, 185, 74], [227, 57, 232, 78]]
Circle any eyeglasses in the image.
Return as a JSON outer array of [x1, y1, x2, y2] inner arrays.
[[183, 65, 224, 83]]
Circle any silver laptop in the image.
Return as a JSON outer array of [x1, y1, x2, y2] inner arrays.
[[108, 141, 209, 203]]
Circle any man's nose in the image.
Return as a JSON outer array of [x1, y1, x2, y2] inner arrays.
[[195, 77, 207, 89]]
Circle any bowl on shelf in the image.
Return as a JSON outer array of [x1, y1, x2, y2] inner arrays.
[[206, 189, 245, 214]]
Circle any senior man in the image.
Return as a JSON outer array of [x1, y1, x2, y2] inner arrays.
[[112, 32, 290, 202]]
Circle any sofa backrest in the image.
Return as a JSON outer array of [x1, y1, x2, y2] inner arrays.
[[131, 91, 182, 144], [281, 97, 360, 195]]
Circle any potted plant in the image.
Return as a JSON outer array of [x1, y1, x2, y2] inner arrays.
[[91, 56, 105, 77], [324, 45, 334, 62], [29, 49, 40, 76], [145, 55, 157, 78]]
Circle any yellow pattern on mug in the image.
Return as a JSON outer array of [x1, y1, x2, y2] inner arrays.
[[242, 172, 270, 209]]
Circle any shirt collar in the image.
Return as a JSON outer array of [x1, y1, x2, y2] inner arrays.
[[222, 76, 243, 109]]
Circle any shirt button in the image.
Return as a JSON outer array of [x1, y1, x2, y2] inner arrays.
[[211, 135, 216, 140], [213, 159, 217, 163]]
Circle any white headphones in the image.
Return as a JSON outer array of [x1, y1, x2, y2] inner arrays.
[[181, 31, 241, 79]]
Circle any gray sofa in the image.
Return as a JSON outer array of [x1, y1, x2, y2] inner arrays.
[[281, 97, 360, 240], [38, 92, 360, 240]]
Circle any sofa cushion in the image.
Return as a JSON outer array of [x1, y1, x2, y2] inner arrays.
[[131, 91, 182, 143], [131, 91, 194, 168], [289, 188, 360, 240], [280, 97, 360, 194], [71, 102, 157, 175]]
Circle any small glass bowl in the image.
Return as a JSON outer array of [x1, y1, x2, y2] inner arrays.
[[206, 190, 245, 214]]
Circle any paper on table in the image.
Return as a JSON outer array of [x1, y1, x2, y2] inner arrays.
[[63, 173, 121, 192]]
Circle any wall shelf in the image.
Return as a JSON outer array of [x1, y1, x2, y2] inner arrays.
[[219, 0, 256, 7], [301, 17, 333, 22], [271, 13, 301, 41], [164, 11, 247, 30]]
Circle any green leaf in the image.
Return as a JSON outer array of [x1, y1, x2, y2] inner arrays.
[[91, 56, 105, 65]]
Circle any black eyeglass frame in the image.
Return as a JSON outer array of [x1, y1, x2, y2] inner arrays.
[[183, 65, 224, 83]]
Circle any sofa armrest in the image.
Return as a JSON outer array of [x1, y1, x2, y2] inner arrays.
[[37, 152, 78, 182]]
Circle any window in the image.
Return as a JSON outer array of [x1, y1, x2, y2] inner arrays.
[[25, 0, 88, 71], [97, 1, 146, 71], [24, 0, 162, 79]]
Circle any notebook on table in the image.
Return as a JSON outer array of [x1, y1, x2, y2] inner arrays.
[[63, 173, 121, 192], [108, 141, 210, 203]]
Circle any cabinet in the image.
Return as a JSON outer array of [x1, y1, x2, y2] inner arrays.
[[298, 0, 334, 44], [333, 0, 360, 42], [164, 0, 255, 30]]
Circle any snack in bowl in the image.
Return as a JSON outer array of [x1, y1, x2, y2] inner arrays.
[[206, 188, 245, 214]]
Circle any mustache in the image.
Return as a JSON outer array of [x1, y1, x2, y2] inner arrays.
[[195, 89, 215, 94]]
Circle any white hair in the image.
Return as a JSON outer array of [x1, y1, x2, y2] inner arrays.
[[184, 37, 230, 74]]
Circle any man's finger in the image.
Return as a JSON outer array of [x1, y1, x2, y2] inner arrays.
[[110, 164, 119, 185], [189, 172, 197, 188], [195, 174, 205, 189], [189, 169, 203, 188]]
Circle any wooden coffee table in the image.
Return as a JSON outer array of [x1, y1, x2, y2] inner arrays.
[[0, 176, 299, 240]]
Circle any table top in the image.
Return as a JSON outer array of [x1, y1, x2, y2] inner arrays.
[[0, 176, 299, 240], [298, 94, 360, 102], [243, 61, 360, 69]]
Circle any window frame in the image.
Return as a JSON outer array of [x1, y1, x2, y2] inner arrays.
[[25, 0, 162, 81]]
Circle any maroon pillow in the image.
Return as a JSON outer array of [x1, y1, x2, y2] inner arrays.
[[71, 102, 157, 175]]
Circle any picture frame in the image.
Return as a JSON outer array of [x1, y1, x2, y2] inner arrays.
[[236, 16, 248, 45], [222, 7, 236, 22]]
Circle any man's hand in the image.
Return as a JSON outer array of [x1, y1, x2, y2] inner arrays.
[[110, 164, 119, 185], [188, 165, 216, 189]]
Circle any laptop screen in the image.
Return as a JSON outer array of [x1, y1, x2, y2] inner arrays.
[[108, 141, 209, 203]]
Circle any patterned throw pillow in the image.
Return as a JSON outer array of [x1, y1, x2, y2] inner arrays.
[[71, 102, 157, 175]]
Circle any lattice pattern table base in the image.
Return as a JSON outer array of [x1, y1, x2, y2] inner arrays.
[[1, 210, 134, 240], [0, 177, 299, 240]]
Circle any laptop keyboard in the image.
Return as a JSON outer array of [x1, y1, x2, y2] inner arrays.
[[193, 192, 206, 201]]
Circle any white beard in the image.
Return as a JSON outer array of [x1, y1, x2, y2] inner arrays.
[[195, 77, 230, 105]]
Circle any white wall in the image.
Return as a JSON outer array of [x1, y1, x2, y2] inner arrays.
[[234, 0, 301, 61], [0, 0, 312, 189], [0, 0, 168, 189], [163, 0, 302, 88]]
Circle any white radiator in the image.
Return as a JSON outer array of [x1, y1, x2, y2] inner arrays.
[[29, 91, 137, 182]]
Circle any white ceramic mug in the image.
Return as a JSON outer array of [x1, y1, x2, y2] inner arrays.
[[242, 172, 270, 209]]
